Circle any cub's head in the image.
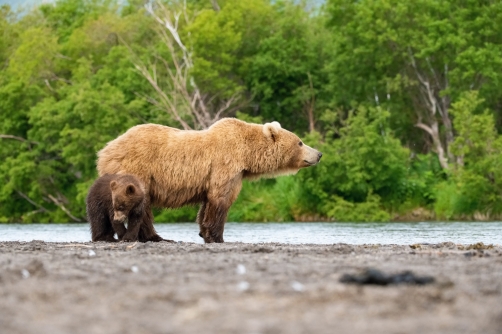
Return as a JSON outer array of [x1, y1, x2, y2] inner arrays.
[[261, 121, 322, 176], [110, 175, 145, 222]]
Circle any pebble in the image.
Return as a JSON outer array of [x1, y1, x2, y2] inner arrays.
[[236, 264, 246, 275], [237, 281, 250, 292], [291, 281, 305, 292], [21, 269, 30, 279]]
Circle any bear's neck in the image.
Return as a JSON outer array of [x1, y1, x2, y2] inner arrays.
[[242, 142, 281, 175]]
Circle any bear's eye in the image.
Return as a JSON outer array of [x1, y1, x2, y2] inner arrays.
[[299, 141, 303, 147]]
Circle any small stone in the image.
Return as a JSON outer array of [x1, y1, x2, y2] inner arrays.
[[236, 264, 246, 275], [467, 242, 494, 250], [88, 250, 96, 257], [291, 281, 305, 292], [464, 251, 476, 258], [237, 281, 250, 292], [21, 269, 30, 279], [131, 266, 139, 273]]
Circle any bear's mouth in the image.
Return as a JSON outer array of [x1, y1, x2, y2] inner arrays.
[[303, 160, 316, 166], [113, 211, 127, 222]]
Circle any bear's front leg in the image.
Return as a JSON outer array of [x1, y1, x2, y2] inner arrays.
[[91, 218, 118, 242], [111, 220, 127, 240], [197, 202, 208, 240], [120, 215, 142, 242], [137, 207, 171, 242], [200, 200, 229, 243]]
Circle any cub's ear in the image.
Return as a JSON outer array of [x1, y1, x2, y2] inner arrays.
[[126, 185, 135, 195], [263, 121, 281, 142], [110, 180, 118, 191]]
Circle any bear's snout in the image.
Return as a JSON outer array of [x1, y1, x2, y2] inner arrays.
[[302, 145, 322, 166], [113, 211, 127, 222]]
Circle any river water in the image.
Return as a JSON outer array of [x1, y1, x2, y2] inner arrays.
[[0, 222, 501, 245]]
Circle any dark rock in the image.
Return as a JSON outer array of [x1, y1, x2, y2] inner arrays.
[[339, 268, 435, 286], [253, 247, 274, 253]]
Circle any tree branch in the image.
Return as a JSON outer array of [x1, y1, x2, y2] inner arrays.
[[210, 0, 220, 12], [0, 134, 39, 145], [133, 0, 246, 130], [415, 122, 434, 137], [16, 190, 49, 213], [47, 194, 82, 222]]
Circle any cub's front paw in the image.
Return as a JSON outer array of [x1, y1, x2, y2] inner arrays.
[[121, 233, 138, 242]]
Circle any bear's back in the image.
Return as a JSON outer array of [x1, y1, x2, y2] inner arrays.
[[96, 124, 216, 207]]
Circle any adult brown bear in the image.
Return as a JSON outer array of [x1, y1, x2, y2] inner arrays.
[[97, 118, 322, 243]]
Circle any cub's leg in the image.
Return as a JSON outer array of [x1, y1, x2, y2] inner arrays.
[[121, 214, 142, 242], [111, 219, 127, 240], [89, 210, 117, 242]]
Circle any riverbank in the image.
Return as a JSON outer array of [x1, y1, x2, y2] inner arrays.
[[0, 241, 501, 334], [2, 222, 502, 245]]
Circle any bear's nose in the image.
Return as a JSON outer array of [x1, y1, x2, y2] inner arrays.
[[318, 152, 323, 161]]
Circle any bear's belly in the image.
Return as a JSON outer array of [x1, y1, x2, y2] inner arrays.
[[149, 186, 207, 208]]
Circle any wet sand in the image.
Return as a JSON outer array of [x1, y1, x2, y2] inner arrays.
[[0, 241, 501, 334]]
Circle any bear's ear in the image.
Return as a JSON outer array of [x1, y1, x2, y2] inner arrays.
[[263, 121, 281, 142], [126, 185, 135, 195], [110, 180, 118, 191]]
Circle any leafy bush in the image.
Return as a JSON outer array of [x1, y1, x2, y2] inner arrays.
[[300, 106, 409, 221]]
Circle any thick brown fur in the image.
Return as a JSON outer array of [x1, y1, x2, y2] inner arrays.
[[86, 174, 149, 242], [97, 118, 322, 243]]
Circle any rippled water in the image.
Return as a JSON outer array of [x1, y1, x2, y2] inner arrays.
[[0, 222, 501, 245]]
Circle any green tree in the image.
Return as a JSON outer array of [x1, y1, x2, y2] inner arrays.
[[435, 91, 502, 218], [326, 0, 502, 170], [0, 0, 147, 222], [40, 0, 113, 42], [0, 5, 17, 65], [247, 1, 333, 133]]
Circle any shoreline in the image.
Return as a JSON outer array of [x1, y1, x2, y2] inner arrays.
[[3, 219, 502, 223], [1, 241, 501, 333], [1, 222, 501, 245]]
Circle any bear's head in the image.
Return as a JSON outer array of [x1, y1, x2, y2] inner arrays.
[[109, 175, 145, 222], [263, 121, 322, 167], [248, 121, 322, 178]]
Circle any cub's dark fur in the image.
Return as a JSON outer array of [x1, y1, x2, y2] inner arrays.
[[86, 174, 146, 242]]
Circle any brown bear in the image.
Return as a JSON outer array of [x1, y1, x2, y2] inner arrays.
[[86, 174, 148, 242], [96, 118, 322, 243]]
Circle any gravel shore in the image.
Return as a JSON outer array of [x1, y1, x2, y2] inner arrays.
[[0, 241, 501, 334]]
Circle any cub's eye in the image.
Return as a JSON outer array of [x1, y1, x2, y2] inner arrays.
[[299, 141, 303, 147]]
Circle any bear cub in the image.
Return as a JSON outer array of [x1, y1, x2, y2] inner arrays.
[[86, 174, 146, 242]]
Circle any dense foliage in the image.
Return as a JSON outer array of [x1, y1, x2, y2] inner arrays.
[[1, 0, 502, 223]]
